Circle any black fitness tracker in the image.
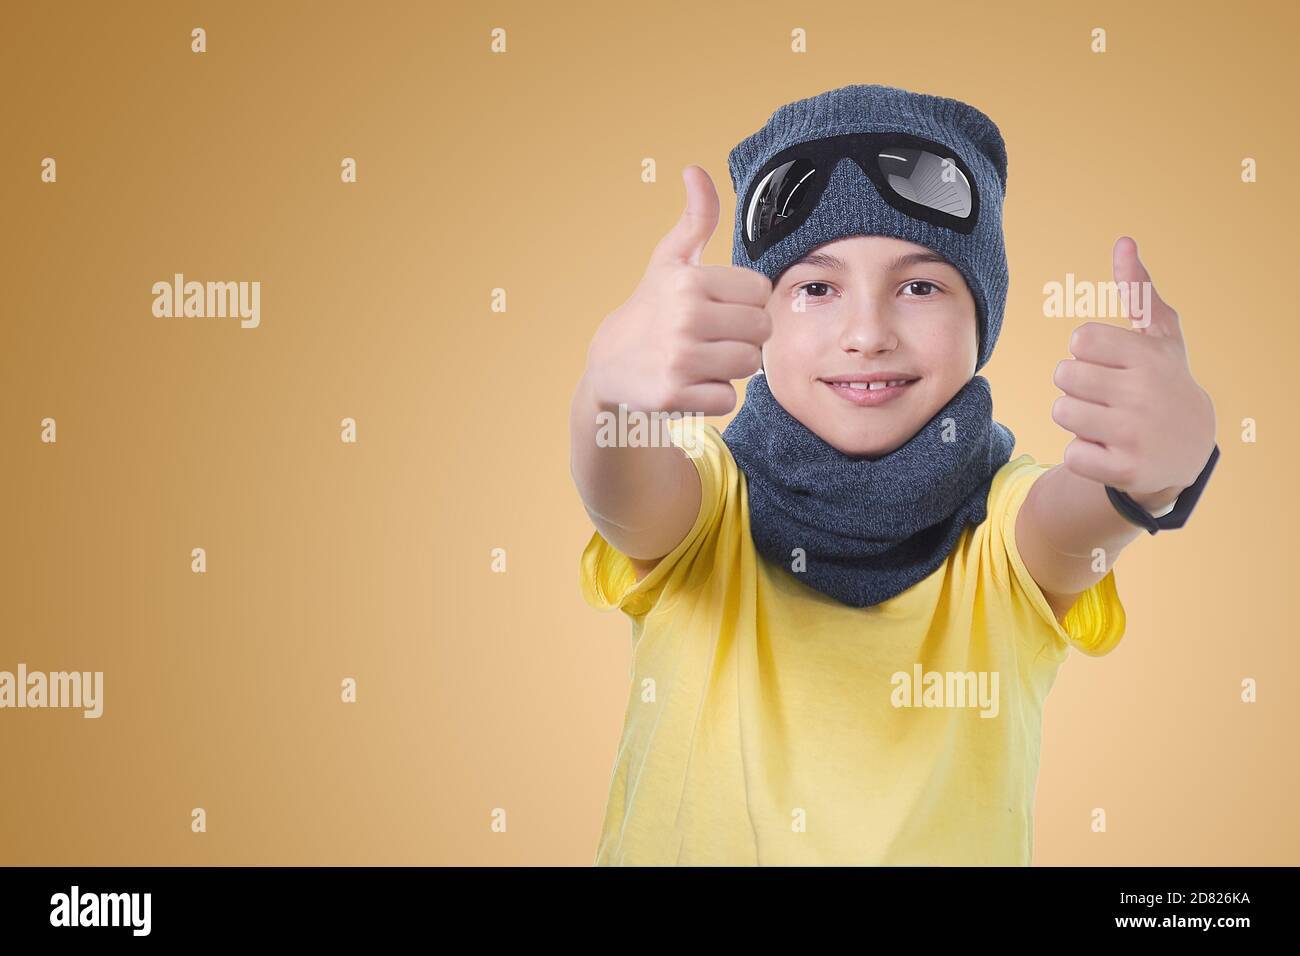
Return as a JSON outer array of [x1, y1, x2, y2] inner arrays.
[[1105, 444, 1220, 535]]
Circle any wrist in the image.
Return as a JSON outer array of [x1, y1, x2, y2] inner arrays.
[[1125, 485, 1183, 516], [1105, 444, 1220, 534]]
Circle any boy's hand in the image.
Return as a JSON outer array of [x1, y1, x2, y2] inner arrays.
[[1051, 236, 1217, 508], [584, 164, 774, 418]]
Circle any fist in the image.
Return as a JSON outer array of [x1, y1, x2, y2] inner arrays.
[[584, 164, 774, 418], [1052, 237, 1217, 500]]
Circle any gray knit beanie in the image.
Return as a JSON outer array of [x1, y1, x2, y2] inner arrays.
[[728, 84, 1009, 372]]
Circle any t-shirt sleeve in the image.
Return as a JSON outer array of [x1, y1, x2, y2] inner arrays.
[[988, 454, 1127, 659], [579, 416, 735, 622]]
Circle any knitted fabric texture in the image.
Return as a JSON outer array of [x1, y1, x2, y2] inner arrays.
[[722, 371, 1015, 608]]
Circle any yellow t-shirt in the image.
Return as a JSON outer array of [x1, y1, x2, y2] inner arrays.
[[579, 416, 1126, 866]]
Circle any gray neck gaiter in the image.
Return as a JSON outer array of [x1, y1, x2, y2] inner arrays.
[[721, 371, 1016, 608]]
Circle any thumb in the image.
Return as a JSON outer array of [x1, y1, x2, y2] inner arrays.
[[1113, 235, 1182, 339], [649, 164, 720, 268]]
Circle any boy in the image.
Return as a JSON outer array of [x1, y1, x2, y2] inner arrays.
[[570, 84, 1218, 865]]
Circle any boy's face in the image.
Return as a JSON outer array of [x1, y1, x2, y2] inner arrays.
[[761, 235, 979, 459]]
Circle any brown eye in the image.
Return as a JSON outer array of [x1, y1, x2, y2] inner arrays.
[[797, 282, 833, 297], [902, 280, 939, 297]]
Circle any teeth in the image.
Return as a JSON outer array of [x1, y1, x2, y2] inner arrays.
[[841, 380, 909, 390]]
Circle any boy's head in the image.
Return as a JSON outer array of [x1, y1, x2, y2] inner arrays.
[[728, 84, 1009, 459], [760, 234, 978, 460]]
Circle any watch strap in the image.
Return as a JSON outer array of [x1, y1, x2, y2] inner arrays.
[[1104, 443, 1220, 535]]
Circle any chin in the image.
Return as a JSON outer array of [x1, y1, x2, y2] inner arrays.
[[817, 425, 903, 460]]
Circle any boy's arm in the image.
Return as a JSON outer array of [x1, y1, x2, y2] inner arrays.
[[1016, 466, 1178, 621], [1015, 237, 1217, 621], [571, 165, 771, 582], [569, 370, 702, 579]]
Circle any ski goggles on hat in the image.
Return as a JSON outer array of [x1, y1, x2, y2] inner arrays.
[[740, 131, 981, 261]]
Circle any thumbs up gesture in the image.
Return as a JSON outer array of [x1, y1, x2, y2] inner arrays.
[[1051, 237, 1217, 504], [584, 165, 774, 418]]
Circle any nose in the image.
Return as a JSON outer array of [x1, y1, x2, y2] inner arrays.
[[836, 298, 898, 355]]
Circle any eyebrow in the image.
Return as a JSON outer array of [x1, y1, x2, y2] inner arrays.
[[789, 250, 955, 273]]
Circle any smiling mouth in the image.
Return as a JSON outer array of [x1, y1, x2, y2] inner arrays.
[[821, 377, 920, 405], [826, 379, 915, 391]]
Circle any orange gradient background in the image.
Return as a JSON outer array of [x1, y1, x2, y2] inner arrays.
[[1, 0, 1295, 865]]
